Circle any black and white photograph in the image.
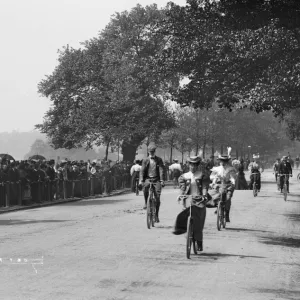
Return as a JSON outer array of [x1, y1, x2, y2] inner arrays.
[[0, 0, 300, 299]]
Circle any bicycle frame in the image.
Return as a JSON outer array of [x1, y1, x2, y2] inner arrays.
[[146, 179, 157, 229], [278, 173, 290, 201], [252, 172, 259, 197]]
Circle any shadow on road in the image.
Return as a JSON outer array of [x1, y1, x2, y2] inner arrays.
[[255, 288, 300, 300], [0, 219, 69, 226], [284, 213, 300, 222], [226, 227, 271, 233], [62, 199, 130, 206], [197, 253, 265, 260], [260, 235, 300, 248]]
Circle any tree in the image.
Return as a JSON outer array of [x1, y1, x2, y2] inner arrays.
[[158, 0, 300, 117], [37, 4, 177, 162]]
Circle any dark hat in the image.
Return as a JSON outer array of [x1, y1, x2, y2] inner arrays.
[[148, 143, 157, 151], [187, 156, 201, 164], [173, 159, 179, 162], [217, 155, 231, 161]]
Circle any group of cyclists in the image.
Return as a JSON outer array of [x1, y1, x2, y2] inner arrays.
[[131, 142, 296, 253]]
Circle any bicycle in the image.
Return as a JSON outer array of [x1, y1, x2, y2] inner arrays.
[[278, 173, 291, 201], [215, 184, 227, 231], [177, 195, 198, 259], [297, 172, 300, 183], [251, 172, 260, 197], [146, 179, 157, 229], [135, 177, 139, 196]]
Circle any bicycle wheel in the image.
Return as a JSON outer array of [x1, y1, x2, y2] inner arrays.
[[151, 198, 156, 227], [217, 201, 222, 231], [253, 183, 257, 197], [146, 195, 152, 229], [297, 173, 300, 182], [135, 181, 139, 196], [186, 216, 192, 259], [283, 184, 287, 201], [222, 204, 226, 228]]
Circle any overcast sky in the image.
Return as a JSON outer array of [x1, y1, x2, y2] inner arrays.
[[0, 0, 186, 132]]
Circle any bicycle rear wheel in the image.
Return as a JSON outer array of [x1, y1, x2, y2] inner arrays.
[[297, 173, 300, 182], [186, 216, 192, 259], [217, 201, 222, 231], [135, 181, 139, 196]]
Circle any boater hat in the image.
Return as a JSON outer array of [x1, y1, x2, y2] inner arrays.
[[148, 143, 157, 151], [187, 156, 201, 164], [217, 155, 231, 162]]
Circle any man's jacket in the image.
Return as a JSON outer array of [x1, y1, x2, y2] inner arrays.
[[279, 161, 292, 175], [140, 156, 164, 182]]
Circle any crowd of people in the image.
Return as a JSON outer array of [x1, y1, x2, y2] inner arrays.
[[0, 158, 132, 207]]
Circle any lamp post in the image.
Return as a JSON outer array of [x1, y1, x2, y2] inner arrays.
[[248, 145, 251, 159]]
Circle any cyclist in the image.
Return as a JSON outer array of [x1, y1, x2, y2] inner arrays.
[[174, 156, 208, 251], [130, 160, 142, 193], [273, 158, 281, 190], [139, 143, 164, 222], [248, 155, 264, 192], [169, 159, 182, 188], [279, 156, 293, 193], [210, 148, 236, 223]]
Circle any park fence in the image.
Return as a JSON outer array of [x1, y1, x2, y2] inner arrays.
[[0, 174, 131, 208]]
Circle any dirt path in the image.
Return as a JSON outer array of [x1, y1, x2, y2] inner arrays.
[[0, 170, 299, 300]]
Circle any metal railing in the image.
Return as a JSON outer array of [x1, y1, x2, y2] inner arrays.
[[0, 174, 131, 208]]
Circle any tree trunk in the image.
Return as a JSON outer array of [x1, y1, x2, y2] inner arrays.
[[170, 147, 173, 162], [203, 142, 206, 159], [105, 140, 110, 161], [121, 135, 145, 162]]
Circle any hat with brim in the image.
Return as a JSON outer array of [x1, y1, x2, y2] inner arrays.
[[173, 159, 179, 162], [148, 143, 157, 152], [187, 156, 201, 164], [217, 155, 231, 161], [282, 156, 288, 159]]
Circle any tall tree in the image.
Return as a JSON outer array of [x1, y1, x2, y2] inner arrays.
[[37, 4, 177, 162]]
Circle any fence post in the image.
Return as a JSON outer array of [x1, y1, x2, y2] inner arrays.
[[63, 180, 66, 200], [72, 181, 75, 198], [18, 182, 22, 206], [80, 179, 83, 198], [6, 182, 10, 207]]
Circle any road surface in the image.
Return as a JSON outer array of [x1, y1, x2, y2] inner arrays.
[[0, 170, 300, 300]]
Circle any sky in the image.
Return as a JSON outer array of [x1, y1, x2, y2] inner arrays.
[[0, 0, 186, 132]]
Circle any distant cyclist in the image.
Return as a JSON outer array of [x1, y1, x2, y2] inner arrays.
[[130, 160, 142, 193], [273, 158, 281, 191], [279, 156, 293, 193], [248, 155, 264, 192], [295, 156, 300, 169], [169, 159, 182, 188]]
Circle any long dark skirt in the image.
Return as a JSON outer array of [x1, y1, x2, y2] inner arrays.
[[173, 205, 206, 241], [235, 172, 248, 190]]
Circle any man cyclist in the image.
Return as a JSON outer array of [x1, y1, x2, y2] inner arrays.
[[279, 156, 293, 193], [248, 155, 264, 192], [139, 143, 164, 222], [273, 158, 281, 190]]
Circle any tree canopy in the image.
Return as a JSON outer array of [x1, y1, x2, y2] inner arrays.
[[159, 0, 300, 117]]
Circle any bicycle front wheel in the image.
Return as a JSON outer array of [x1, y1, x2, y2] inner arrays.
[[151, 198, 156, 227], [146, 196, 152, 229], [222, 205, 226, 228], [186, 216, 192, 259], [297, 173, 300, 182], [283, 184, 287, 201], [253, 183, 257, 197], [136, 182, 139, 196], [217, 201, 222, 231]]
